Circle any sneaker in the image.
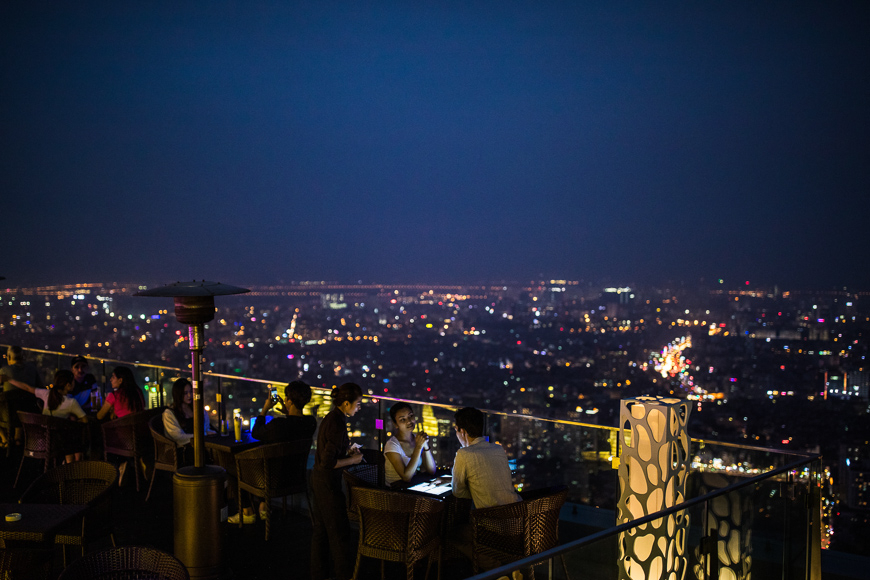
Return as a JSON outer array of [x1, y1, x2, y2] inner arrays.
[[228, 512, 256, 524]]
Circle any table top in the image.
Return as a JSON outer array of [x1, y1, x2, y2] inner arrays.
[[204, 431, 262, 454], [0, 503, 89, 542]]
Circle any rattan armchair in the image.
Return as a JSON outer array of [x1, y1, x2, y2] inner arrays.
[[146, 413, 183, 501], [101, 407, 162, 492], [14, 411, 85, 488], [234, 439, 313, 540], [18, 460, 119, 567], [0, 390, 12, 456], [57, 545, 190, 580], [352, 486, 445, 580], [343, 448, 386, 523], [469, 486, 568, 580]]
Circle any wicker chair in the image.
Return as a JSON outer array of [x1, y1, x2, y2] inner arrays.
[[0, 391, 13, 456], [18, 460, 119, 567], [469, 486, 568, 580], [57, 545, 190, 580], [352, 487, 445, 580], [145, 413, 184, 501], [343, 448, 386, 523], [14, 411, 85, 488], [234, 439, 313, 540], [101, 407, 162, 492]]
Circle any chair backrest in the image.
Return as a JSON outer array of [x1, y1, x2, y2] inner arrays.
[[522, 487, 567, 554], [17, 411, 83, 459], [0, 390, 10, 429], [58, 545, 190, 580], [470, 486, 568, 559], [19, 460, 119, 505], [355, 487, 444, 554], [236, 439, 312, 495], [102, 407, 162, 457], [149, 414, 180, 469], [346, 448, 386, 488]]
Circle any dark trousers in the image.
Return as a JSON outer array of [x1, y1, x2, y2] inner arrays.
[[310, 468, 353, 580]]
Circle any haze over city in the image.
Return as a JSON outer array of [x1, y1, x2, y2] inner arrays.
[[3, 1, 869, 289]]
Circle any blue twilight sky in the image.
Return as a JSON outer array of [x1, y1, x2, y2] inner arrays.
[[2, 1, 868, 289]]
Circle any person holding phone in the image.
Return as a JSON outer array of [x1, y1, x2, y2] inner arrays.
[[251, 380, 316, 443], [384, 402, 436, 487], [310, 382, 364, 580]]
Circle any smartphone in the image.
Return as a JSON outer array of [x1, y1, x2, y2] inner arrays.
[[269, 387, 278, 401]]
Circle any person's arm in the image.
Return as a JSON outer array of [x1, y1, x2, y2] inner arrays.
[[6, 378, 35, 394], [452, 449, 471, 499], [203, 408, 216, 435], [386, 434, 428, 482], [96, 399, 114, 420], [251, 396, 278, 440], [420, 436, 436, 476], [334, 448, 364, 469], [163, 409, 192, 447], [319, 413, 362, 469], [68, 399, 87, 422]]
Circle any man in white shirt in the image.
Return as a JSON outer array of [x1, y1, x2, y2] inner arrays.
[[451, 407, 520, 509]]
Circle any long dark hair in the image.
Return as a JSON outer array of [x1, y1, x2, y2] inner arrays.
[[47, 370, 74, 413], [171, 378, 190, 422], [111, 366, 145, 413], [331, 382, 362, 407]]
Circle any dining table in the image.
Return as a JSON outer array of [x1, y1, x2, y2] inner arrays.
[[204, 431, 264, 477], [0, 503, 89, 544]]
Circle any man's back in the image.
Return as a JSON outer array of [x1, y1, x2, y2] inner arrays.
[[251, 413, 316, 443], [452, 438, 520, 509]]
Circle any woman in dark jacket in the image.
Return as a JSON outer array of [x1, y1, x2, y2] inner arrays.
[[309, 382, 364, 580]]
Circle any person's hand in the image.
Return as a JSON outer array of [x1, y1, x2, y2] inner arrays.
[[415, 432, 429, 450], [349, 452, 364, 465], [262, 395, 275, 413], [349, 442, 362, 454]]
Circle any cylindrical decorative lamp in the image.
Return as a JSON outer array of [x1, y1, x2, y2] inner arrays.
[[617, 396, 691, 580]]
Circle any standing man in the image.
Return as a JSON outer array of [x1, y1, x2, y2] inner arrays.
[[451, 407, 520, 509], [69, 356, 98, 411]]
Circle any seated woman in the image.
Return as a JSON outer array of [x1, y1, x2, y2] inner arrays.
[[96, 366, 145, 420], [6, 369, 87, 462], [384, 402, 436, 487], [163, 378, 216, 464]]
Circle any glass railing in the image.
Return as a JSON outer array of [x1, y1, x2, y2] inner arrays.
[[466, 454, 823, 580], [3, 345, 822, 579]]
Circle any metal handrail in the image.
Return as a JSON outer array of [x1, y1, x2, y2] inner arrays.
[[467, 453, 821, 580]]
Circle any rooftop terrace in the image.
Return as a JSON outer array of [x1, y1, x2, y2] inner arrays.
[[0, 347, 857, 579]]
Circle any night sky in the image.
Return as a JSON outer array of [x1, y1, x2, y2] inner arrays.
[[3, 1, 868, 289]]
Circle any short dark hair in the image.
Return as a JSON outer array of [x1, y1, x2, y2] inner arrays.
[[331, 382, 362, 407], [284, 380, 311, 409], [389, 402, 413, 424], [454, 407, 484, 439]]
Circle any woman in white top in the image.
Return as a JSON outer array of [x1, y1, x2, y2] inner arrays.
[[6, 369, 87, 462], [163, 378, 215, 460], [384, 402, 436, 487]]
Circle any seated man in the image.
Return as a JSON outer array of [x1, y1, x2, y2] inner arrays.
[[451, 406, 520, 509], [230, 380, 315, 524], [251, 380, 316, 443]]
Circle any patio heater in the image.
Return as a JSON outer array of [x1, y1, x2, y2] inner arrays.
[[136, 280, 249, 580]]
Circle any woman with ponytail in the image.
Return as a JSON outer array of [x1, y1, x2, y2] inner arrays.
[[6, 369, 87, 461], [310, 382, 364, 580]]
